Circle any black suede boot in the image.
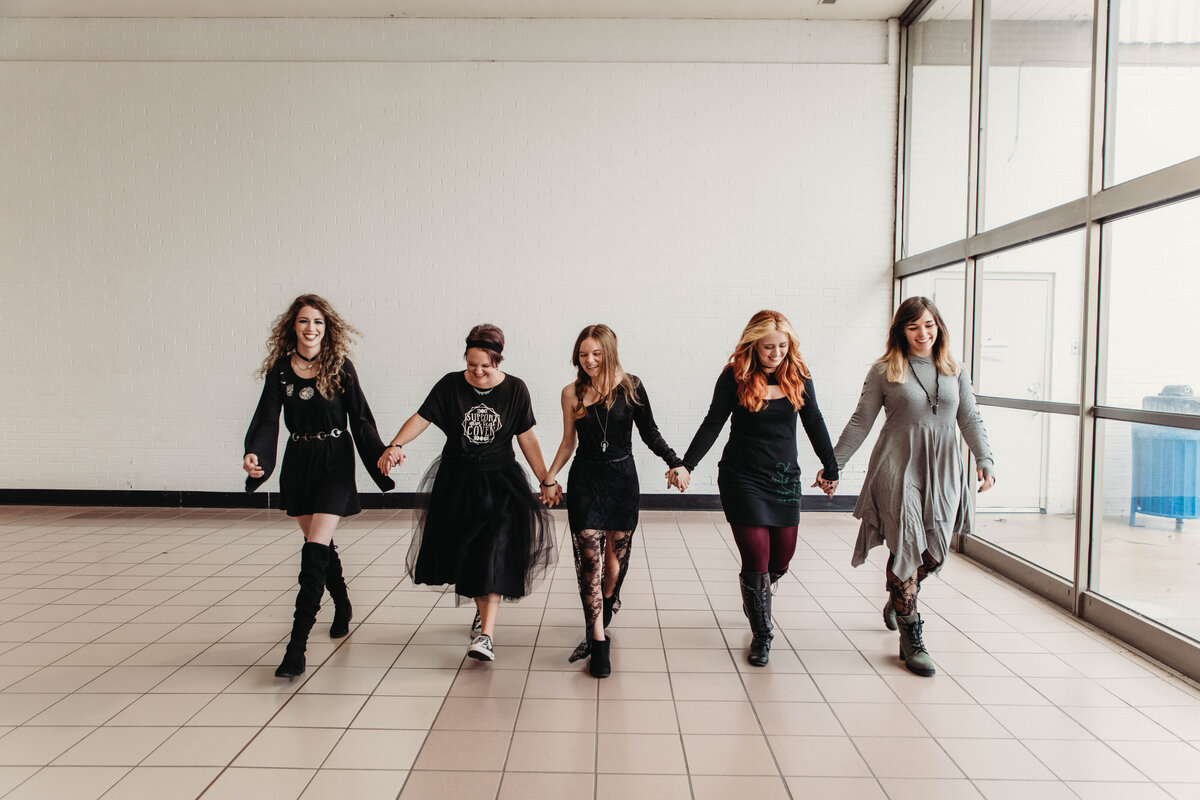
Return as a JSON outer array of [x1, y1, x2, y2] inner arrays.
[[326, 541, 352, 639], [739, 571, 773, 667], [276, 541, 330, 679], [588, 636, 611, 678]]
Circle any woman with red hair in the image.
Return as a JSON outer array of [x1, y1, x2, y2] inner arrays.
[[679, 310, 839, 666]]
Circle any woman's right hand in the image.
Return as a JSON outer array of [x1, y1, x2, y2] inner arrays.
[[243, 454, 264, 479], [539, 481, 562, 507]]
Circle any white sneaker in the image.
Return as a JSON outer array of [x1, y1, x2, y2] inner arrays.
[[467, 633, 494, 662], [470, 611, 482, 640]]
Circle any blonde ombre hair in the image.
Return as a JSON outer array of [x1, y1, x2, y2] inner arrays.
[[728, 310, 809, 412], [878, 296, 960, 383], [571, 324, 642, 419]]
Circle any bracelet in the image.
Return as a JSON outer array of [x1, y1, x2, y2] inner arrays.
[[388, 444, 403, 449], [541, 480, 559, 488]]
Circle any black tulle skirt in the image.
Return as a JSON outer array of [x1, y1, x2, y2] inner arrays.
[[407, 454, 556, 602], [567, 454, 639, 532]]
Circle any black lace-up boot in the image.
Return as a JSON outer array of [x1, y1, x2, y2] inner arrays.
[[739, 571, 773, 667]]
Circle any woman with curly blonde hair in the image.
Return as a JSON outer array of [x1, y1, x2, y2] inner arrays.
[[542, 324, 687, 677], [679, 310, 839, 666], [243, 294, 394, 678]]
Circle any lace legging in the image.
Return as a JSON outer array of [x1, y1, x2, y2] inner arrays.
[[886, 551, 941, 615], [571, 528, 634, 630]]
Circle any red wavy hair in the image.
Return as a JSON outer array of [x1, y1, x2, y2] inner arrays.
[[729, 310, 809, 412]]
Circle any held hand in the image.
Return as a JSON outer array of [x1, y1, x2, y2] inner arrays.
[[977, 468, 995, 493], [668, 467, 691, 492], [377, 446, 404, 477], [812, 469, 838, 498], [539, 481, 561, 507], [243, 454, 264, 479]]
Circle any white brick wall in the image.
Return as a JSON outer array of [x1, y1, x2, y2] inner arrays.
[[0, 18, 899, 497]]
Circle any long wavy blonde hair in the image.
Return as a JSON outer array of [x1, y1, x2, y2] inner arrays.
[[257, 294, 360, 400], [878, 296, 960, 382], [728, 310, 809, 412], [571, 324, 642, 419]]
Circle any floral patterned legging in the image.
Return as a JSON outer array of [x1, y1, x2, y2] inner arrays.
[[571, 528, 634, 631], [886, 551, 941, 615]]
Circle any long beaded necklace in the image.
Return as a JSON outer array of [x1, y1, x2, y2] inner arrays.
[[909, 360, 939, 414], [595, 402, 612, 453]]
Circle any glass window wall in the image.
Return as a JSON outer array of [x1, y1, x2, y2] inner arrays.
[[903, 2, 973, 256], [1103, 196, 1200, 414], [1108, 0, 1200, 185], [1095, 418, 1200, 643], [981, 0, 1093, 230], [976, 231, 1086, 404]]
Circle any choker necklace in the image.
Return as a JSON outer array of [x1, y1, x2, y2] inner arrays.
[[909, 360, 939, 414], [472, 385, 494, 396], [295, 351, 319, 370]]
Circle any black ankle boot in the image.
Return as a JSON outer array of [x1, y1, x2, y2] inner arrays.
[[276, 541, 330, 679], [326, 541, 352, 639], [588, 636, 611, 678], [602, 595, 616, 629], [738, 572, 773, 667]]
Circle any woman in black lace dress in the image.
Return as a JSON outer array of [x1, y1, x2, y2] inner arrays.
[[243, 294, 394, 679], [679, 310, 839, 667], [543, 324, 687, 677]]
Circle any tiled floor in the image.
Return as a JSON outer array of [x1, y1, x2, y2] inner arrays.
[[0, 506, 1198, 800]]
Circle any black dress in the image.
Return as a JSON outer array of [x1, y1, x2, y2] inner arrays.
[[567, 377, 683, 532], [682, 368, 839, 527], [407, 372, 556, 601], [244, 357, 394, 516]]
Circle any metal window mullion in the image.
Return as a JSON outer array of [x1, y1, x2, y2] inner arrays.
[[1073, 0, 1112, 616], [896, 19, 913, 263]]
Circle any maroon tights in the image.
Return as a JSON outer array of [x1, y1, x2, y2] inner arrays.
[[730, 525, 799, 574]]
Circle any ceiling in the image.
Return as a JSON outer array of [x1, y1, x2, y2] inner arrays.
[[1, 0, 916, 19]]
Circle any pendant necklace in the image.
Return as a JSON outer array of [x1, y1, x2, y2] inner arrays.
[[909, 361, 939, 414], [472, 385, 493, 396], [596, 402, 611, 453]]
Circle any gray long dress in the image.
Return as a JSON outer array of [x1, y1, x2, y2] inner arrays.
[[833, 355, 995, 580]]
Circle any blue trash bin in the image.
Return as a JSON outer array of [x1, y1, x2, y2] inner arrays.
[[1130, 386, 1200, 531]]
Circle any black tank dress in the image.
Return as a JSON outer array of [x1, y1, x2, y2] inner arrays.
[[407, 372, 556, 601], [567, 377, 684, 532], [244, 357, 395, 516], [682, 368, 839, 527]]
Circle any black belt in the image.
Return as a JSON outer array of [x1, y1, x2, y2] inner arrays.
[[291, 428, 342, 442]]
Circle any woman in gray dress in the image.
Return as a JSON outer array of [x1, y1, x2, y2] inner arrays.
[[821, 297, 995, 677]]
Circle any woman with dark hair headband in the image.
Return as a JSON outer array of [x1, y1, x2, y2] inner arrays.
[[378, 324, 556, 662]]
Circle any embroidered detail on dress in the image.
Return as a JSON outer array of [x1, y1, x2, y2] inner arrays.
[[463, 403, 502, 444], [771, 462, 802, 504], [286, 384, 295, 397], [299, 386, 314, 401]]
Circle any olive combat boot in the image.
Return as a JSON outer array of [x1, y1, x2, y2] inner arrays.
[[896, 612, 936, 677]]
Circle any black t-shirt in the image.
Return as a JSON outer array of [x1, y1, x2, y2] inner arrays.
[[418, 372, 536, 462]]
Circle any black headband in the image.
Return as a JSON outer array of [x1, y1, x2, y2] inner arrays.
[[466, 339, 503, 354]]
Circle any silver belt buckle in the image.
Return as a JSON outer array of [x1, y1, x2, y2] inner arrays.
[[330, 428, 342, 438], [291, 433, 301, 442], [316, 431, 327, 441]]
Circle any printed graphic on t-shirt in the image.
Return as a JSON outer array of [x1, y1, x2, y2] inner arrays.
[[463, 404, 502, 444]]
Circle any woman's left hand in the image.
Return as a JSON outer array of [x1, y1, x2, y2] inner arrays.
[[977, 468, 995, 492]]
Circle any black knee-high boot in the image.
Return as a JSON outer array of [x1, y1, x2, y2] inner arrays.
[[276, 541, 330, 678], [326, 541, 352, 639], [739, 571, 773, 667]]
